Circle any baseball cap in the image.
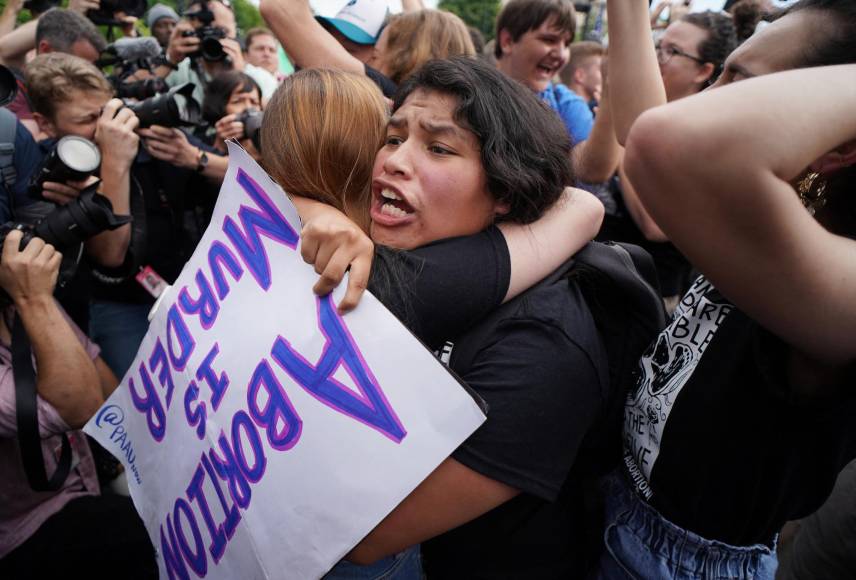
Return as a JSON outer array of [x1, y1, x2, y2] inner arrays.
[[316, 0, 389, 46]]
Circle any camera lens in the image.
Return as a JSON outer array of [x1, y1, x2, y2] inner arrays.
[[56, 136, 101, 177], [200, 36, 226, 62], [0, 65, 18, 108]]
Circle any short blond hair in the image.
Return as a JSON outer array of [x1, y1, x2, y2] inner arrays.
[[26, 53, 112, 120]]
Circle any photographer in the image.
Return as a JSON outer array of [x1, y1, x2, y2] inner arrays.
[[2, 8, 106, 139], [201, 70, 262, 158], [26, 53, 221, 377], [158, 0, 277, 106], [146, 3, 179, 49], [0, 230, 156, 578]]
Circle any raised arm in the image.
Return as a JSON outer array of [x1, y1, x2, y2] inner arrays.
[[258, 0, 364, 75], [624, 65, 856, 363], [607, 0, 667, 144], [499, 186, 603, 301], [572, 56, 623, 184]]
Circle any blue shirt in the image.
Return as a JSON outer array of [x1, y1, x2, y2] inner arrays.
[[0, 118, 44, 223], [539, 83, 594, 146]]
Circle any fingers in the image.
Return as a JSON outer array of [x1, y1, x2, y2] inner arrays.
[[312, 248, 349, 297], [300, 228, 320, 268], [1, 229, 23, 263], [41, 181, 82, 205], [101, 98, 125, 121], [338, 253, 372, 314]]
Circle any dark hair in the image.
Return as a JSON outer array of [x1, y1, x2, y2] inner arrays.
[[467, 25, 485, 54], [202, 71, 261, 123], [681, 11, 738, 82], [784, 0, 856, 67], [394, 57, 573, 224], [35, 8, 107, 54], [494, 0, 576, 60], [728, 0, 776, 43]]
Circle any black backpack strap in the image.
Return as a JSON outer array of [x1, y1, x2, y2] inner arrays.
[[12, 312, 73, 492], [0, 108, 18, 190]]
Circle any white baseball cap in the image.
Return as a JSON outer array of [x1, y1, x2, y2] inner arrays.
[[317, 0, 390, 46]]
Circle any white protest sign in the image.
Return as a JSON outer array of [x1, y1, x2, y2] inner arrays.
[[689, 0, 727, 12], [85, 144, 486, 579]]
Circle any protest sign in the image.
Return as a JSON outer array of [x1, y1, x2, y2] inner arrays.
[[84, 144, 487, 579]]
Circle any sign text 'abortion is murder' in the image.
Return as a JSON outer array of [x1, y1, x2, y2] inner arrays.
[[85, 144, 486, 579]]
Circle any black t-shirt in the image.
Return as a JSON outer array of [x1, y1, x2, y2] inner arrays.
[[364, 64, 397, 99], [368, 227, 510, 350], [585, 176, 692, 297], [422, 268, 609, 578], [624, 275, 856, 546]]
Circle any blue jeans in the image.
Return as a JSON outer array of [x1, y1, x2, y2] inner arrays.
[[89, 300, 152, 378], [593, 472, 778, 579], [323, 545, 422, 580]]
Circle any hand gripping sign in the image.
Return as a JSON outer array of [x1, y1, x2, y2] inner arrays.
[[85, 144, 486, 579]]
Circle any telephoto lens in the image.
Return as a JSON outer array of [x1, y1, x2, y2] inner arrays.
[[128, 82, 202, 128], [27, 136, 102, 200], [0, 65, 18, 107]]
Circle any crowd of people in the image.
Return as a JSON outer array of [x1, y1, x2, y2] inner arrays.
[[0, 0, 854, 578]]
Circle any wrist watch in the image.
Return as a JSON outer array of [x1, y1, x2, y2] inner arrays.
[[195, 149, 209, 173]]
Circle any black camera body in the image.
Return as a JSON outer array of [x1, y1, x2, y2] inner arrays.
[[126, 82, 202, 128], [0, 186, 131, 306], [116, 76, 170, 101], [237, 109, 263, 152], [182, 26, 228, 63], [87, 0, 147, 26], [22, 0, 59, 15]]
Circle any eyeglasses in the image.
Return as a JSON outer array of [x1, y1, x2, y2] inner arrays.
[[655, 43, 705, 65]]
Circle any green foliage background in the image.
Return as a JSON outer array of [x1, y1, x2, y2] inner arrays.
[[438, 0, 499, 41], [0, 0, 263, 37]]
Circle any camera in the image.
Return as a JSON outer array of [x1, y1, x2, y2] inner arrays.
[[126, 82, 202, 128], [237, 109, 263, 152], [181, 26, 228, 62], [0, 65, 17, 108], [117, 77, 169, 101], [22, 0, 59, 15], [0, 185, 131, 305], [28, 136, 101, 201], [87, 0, 148, 26]]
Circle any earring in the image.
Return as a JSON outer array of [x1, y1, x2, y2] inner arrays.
[[797, 171, 828, 216]]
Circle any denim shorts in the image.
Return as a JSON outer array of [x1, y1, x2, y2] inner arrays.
[[593, 472, 778, 580], [323, 545, 422, 580]]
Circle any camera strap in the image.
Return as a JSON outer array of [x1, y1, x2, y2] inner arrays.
[[12, 312, 73, 492], [0, 108, 18, 190]]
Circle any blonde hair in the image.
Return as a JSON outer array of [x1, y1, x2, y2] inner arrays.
[[382, 10, 476, 85], [260, 69, 388, 233], [26, 53, 112, 120]]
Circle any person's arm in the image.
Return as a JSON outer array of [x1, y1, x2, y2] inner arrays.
[[86, 99, 139, 268], [258, 0, 365, 75], [0, 231, 103, 428], [572, 56, 623, 184], [616, 160, 667, 242], [138, 126, 228, 183], [607, 0, 667, 145], [348, 457, 518, 564], [0, 0, 24, 39], [499, 186, 603, 301], [624, 65, 856, 363], [0, 19, 37, 68], [401, 0, 424, 12]]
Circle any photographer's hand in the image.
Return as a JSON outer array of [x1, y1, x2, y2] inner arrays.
[[166, 21, 200, 67], [139, 126, 228, 182], [41, 176, 99, 206], [0, 231, 60, 305], [88, 100, 137, 268], [220, 38, 245, 71], [214, 114, 245, 143], [0, 230, 104, 428]]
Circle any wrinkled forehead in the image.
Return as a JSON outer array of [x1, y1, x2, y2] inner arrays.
[[725, 10, 821, 78]]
